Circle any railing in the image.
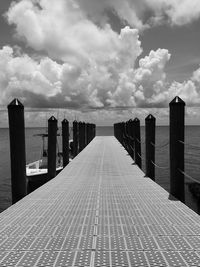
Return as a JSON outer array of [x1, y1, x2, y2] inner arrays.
[[114, 96, 192, 204], [7, 98, 96, 204]]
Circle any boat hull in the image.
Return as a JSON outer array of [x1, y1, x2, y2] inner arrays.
[[27, 168, 63, 193]]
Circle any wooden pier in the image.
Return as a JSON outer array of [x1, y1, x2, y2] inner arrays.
[[1, 136, 200, 266]]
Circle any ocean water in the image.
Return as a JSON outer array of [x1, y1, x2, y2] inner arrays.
[[0, 126, 200, 213]]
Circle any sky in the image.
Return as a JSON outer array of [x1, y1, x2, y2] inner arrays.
[[1, 0, 200, 126]]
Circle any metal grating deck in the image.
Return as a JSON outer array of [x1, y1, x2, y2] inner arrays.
[[0, 136, 200, 266]]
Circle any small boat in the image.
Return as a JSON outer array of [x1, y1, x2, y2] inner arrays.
[[26, 133, 72, 192]]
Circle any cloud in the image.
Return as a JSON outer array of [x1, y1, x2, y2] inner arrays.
[[146, 0, 200, 26], [1, 41, 200, 112], [0, 43, 171, 109], [2, 0, 200, 115]]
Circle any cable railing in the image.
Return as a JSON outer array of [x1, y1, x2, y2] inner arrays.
[[113, 96, 200, 203], [150, 141, 169, 149], [151, 160, 169, 170], [178, 169, 200, 184], [179, 140, 200, 150]]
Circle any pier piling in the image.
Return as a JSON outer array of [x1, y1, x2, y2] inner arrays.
[[134, 118, 142, 169], [82, 122, 86, 149], [73, 121, 79, 157], [170, 96, 185, 202], [48, 116, 57, 180], [145, 114, 156, 180], [62, 119, 69, 167], [8, 99, 27, 204]]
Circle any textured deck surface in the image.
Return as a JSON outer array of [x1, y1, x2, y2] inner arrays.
[[0, 136, 200, 266]]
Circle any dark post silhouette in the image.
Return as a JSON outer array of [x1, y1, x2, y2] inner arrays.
[[170, 96, 185, 203], [73, 121, 78, 157], [122, 122, 126, 148], [82, 122, 86, 148], [8, 99, 27, 204], [129, 120, 135, 160], [120, 122, 124, 145], [86, 123, 90, 145], [79, 121, 86, 152], [62, 119, 69, 167], [145, 114, 156, 180], [48, 116, 57, 180], [134, 118, 142, 168], [93, 124, 96, 139], [78, 122, 82, 152]]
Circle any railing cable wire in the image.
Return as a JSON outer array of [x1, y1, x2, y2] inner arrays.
[[151, 141, 169, 149], [178, 169, 200, 184], [179, 140, 200, 150], [151, 160, 169, 169]]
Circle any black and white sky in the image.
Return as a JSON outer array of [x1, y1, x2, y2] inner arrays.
[[1, 0, 200, 126]]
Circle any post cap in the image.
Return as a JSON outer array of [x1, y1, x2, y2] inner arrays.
[[7, 98, 24, 109], [170, 96, 185, 106], [62, 118, 68, 123], [133, 117, 140, 122], [48, 116, 57, 122], [145, 114, 156, 121]]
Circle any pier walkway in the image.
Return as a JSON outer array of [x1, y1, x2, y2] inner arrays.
[[0, 136, 200, 266]]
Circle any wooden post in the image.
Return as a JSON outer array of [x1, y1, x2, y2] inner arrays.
[[79, 121, 85, 152], [89, 123, 92, 143], [127, 120, 132, 156], [170, 96, 185, 203], [48, 116, 57, 180], [86, 123, 90, 145], [145, 114, 156, 180], [122, 122, 126, 148], [78, 122, 82, 152], [134, 118, 142, 168], [73, 121, 78, 157], [82, 122, 86, 148], [120, 122, 124, 145], [129, 120, 135, 160], [8, 99, 27, 204], [94, 124, 96, 139], [62, 119, 69, 167]]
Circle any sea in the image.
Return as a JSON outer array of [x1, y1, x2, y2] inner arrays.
[[0, 126, 200, 214]]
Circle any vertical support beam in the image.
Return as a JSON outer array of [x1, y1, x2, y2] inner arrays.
[[62, 119, 69, 167], [145, 114, 156, 181], [78, 122, 82, 152], [73, 121, 78, 157], [129, 120, 135, 160], [86, 123, 90, 145], [120, 122, 124, 145], [8, 99, 27, 204], [82, 122, 86, 148], [122, 122, 126, 148], [89, 124, 92, 143], [170, 96, 185, 203], [48, 116, 57, 181], [134, 118, 142, 169], [94, 124, 96, 139]]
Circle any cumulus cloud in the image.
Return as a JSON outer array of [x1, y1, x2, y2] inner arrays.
[[1, 42, 200, 111], [146, 0, 200, 26], [1, 0, 200, 115], [0, 42, 173, 109]]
